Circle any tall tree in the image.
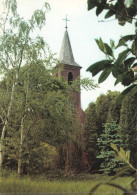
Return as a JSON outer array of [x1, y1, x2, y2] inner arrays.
[[84, 102, 99, 171], [86, 0, 137, 168], [119, 94, 137, 166], [0, 62, 84, 174], [96, 90, 120, 134], [84, 91, 120, 172], [0, 0, 52, 169], [97, 120, 123, 175]]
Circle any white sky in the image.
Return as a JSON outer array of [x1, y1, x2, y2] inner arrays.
[[1, 0, 136, 110]]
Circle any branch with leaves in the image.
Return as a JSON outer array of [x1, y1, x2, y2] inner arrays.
[[87, 0, 137, 104], [89, 143, 137, 194], [88, 0, 137, 25]]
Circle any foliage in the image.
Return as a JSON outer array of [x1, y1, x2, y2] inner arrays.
[[88, 0, 137, 25], [97, 120, 123, 174], [84, 102, 99, 171], [110, 143, 137, 192], [87, 0, 137, 103], [119, 94, 137, 166], [0, 61, 81, 174], [0, 0, 52, 170], [107, 93, 121, 124], [95, 90, 120, 133], [110, 143, 137, 171], [89, 143, 137, 195], [84, 91, 120, 172]]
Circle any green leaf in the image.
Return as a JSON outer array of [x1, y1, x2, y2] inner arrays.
[[126, 151, 130, 162], [116, 39, 127, 49], [116, 35, 135, 48], [110, 143, 118, 153], [119, 147, 126, 161], [96, 39, 113, 56], [125, 0, 133, 8], [87, 60, 112, 76], [121, 71, 134, 86], [116, 84, 136, 104], [98, 66, 112, 83], [116, 49, 130, 65], [124, 57, 136, 69], [105, 9, 115, 19], [114, 74, 123, 85], [87, 0, 97, 10], [118, 19, 126, 26], [110, 39, 115, 49], [95, 38, 105, 53], [104, 43, 113, 56], [122, 34, 135, 42], [112, 66, 123, 78], [96, 5, 104, 16]]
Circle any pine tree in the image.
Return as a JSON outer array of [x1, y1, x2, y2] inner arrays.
[[97, 120, 123, 174]]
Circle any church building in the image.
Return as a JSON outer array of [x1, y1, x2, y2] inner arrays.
[[57, 18, 85, 123]]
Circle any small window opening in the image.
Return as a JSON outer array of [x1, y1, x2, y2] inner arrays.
[[68, 72, 73, 85]]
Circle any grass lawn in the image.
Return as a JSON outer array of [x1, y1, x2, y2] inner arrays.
[[0, 173, 133, 195]]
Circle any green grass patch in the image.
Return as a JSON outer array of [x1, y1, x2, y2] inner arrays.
[[0, 173, 133, 195]]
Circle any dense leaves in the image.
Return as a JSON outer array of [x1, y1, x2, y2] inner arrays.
[[84, 91, 121, 172], [88, 0, 137, 25], [84, 102, 99, 171], [97, 120, 123, 174], [0, 63, 81, 174], [119, 94, 137, 166], [87, 0, 137, 102]]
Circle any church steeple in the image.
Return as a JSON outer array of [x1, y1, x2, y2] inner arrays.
[[58, 29, 81, 68], [57, 19, 85, 123]]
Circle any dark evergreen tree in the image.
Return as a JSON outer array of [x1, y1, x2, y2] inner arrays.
[[97, 120, 123, 174], [84, 102, 99, 171], [106, 91, 121, 124], [119, 94, 137, 167], [96, 90, 120, 134]]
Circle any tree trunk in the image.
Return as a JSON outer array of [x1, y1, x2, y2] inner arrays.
[[65, 145, 69, 175], [18, 114, 26, 175], [18, 76, 29, 175], [0, 73, 18, 169]]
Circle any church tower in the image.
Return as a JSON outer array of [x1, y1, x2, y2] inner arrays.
[[57, 18, 85, 123]]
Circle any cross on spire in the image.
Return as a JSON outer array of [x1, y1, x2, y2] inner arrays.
[[63, 15, 70, 29]]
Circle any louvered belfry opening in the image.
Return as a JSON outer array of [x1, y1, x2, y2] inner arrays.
[[68, 72, 73, 84]]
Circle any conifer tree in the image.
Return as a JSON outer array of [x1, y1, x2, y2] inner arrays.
[[97, 120, 123, 174], [84, 102, 98, 171], [119, 94, 137, 166]]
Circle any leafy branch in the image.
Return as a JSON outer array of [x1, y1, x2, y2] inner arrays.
[[88, 0, 137, 26], [89, 143, 137, 194], [110, 143, 137, 171]]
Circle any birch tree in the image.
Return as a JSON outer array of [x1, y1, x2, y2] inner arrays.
[[0, 0, 51, 168]]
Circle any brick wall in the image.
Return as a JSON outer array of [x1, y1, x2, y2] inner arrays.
[[57, 64, 85, 123]]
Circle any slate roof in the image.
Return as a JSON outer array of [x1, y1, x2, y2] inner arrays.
[[58, 29, 81, 68]]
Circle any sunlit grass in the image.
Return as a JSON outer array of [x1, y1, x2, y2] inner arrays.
[[0, 172, 133, 195]]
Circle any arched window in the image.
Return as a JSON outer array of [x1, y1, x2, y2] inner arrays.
[[68, 72, 73, 84]]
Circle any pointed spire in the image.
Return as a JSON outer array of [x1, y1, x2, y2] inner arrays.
[[59, 29, 81, 68]]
